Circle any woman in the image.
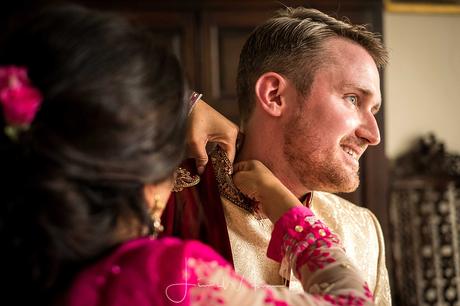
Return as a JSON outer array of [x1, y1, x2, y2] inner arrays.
[[0, 5, 373, 306]]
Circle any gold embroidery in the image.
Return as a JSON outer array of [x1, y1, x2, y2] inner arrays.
[[210, 147, 255, 213], [172, 167, 200, 192]]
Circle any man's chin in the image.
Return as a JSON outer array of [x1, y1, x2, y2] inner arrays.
[[341, 176, 360, 192], [297, 164, 360, 193], [338, 169, 360, 192], [339, 183, 359, 193], [306, 180, 358, 194], [321, 177, 360, 193]]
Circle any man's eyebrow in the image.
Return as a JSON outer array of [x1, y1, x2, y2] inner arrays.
[[342, 83, 372, 95], [371, 102, 381, 115]]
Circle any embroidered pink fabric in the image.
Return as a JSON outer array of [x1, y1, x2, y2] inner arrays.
[[66, 207, 375, 305], [267, 206, 341, 277]]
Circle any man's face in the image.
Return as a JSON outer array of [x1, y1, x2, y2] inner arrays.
[[282, 38, 381, 193]]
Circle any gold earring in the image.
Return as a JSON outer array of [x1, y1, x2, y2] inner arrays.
[[172, 167, 200, 192], [150, 194, 164, 237]]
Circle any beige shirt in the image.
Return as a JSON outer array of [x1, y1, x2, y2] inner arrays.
[[221, 191, 392, 305]]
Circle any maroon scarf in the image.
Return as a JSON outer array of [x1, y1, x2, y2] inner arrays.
[[161, 159, 234, 266]]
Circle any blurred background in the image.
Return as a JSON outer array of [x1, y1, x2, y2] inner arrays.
[[2, 1, 460, 305]]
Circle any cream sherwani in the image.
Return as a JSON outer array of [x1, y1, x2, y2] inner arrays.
[[222, 191, 392, 305]]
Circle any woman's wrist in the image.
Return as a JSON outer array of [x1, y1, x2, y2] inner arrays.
[[188, 91, 202, 115], [262, 183, 301, 223]]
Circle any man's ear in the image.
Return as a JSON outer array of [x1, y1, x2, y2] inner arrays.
[[254, 72, 287, 117]]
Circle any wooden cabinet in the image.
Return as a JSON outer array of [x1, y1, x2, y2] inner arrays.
[[389, 135, 460, 306]]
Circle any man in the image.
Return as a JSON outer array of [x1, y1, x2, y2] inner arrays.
[[163, 7, 391, 305]]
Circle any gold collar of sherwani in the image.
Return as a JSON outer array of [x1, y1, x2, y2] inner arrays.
[[209, 146, 313, 216], [210, 146, 257, 213]]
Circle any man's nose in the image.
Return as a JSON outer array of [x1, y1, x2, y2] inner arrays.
[[356, 113, 380, 146]]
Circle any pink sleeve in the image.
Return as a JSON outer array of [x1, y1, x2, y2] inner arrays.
[[267, 206, 341, 278], [268, 206, 317, 262]]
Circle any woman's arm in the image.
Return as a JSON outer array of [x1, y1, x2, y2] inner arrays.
[[186, 98, 239, 174]]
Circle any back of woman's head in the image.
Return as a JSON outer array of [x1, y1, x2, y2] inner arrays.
[[0, 5, 187, 303]]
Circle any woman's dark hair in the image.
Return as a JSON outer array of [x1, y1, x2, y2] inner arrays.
[[0, 5, 188, 304]]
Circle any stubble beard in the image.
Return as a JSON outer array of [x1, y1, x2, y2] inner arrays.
[[282, 115, 360, 194]]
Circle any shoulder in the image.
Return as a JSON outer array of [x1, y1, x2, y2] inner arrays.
[[311, 191, 384, 238], [313, 191, 376, 219]]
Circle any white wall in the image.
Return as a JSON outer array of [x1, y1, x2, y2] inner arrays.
[[384, 12, 460, 159]]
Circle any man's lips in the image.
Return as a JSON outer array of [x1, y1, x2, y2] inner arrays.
[[340, 144, 365, 162]]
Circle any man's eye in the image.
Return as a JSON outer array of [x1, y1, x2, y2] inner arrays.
[[346, 95, 358, 105]]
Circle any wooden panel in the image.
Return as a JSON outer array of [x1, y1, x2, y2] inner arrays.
[[123, 11, 198, 87], [201, 10, 274, 123], [218, 29, 246, 97]]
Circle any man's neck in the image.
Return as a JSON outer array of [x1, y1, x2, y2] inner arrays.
[[236, 139, 312, 198]]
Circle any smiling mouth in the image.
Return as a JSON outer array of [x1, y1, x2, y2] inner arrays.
[[341, 145, 360, 162]]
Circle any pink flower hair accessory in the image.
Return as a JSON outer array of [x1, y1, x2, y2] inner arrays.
[[0, 66, 42, 140]]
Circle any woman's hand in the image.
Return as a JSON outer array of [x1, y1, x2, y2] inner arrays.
[[233, 160, 301, 223], [187, 99, 239, 174]]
